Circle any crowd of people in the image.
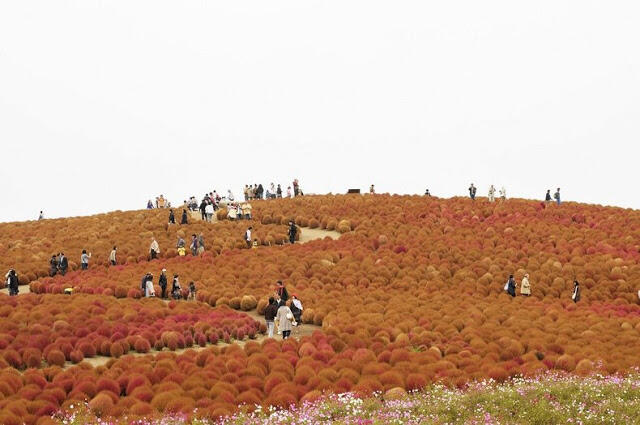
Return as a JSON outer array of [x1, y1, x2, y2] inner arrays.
[[140, 269, 197, 300], [263, 280, 304, 340]]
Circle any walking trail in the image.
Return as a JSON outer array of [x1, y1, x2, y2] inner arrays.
[[1, 226, 339, 369]]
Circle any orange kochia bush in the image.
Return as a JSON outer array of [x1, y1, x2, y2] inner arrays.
[[1, 195, 640, 422], [0, 293, 261, 368]]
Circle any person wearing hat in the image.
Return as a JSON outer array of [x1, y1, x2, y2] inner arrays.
[[159, 269, 168, 299], [520, 273, 531, 296], [171, 274, 182, 299]]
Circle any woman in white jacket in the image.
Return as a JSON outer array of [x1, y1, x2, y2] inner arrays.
[[276, 302, 295, 340]]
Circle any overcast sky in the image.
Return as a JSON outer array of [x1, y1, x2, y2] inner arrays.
[[1, 1, 638, 222]]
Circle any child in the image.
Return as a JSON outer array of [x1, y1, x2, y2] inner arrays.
[[172, 274, 182, 299], [177, 246, 186, 256], [188, 281, 197, 301], [252, 238, 259, 249]]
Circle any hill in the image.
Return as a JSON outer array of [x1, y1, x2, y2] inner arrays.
[[1, 194, 640, 424]]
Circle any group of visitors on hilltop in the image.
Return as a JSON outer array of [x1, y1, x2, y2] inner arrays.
[[503, 273, 581, 302], [468, 184, 507, 202], [147, 195, 170, 209], [244, 179, 303, 200], [263, 281, 304, 340]]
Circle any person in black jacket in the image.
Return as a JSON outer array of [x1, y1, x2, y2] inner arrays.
[[275, 280, 289, 303], [276, 184, 282, 198], [199, 200, 207, 221], [181, 209, 188, 225], [506, 274, 516, 297], [168, 209, 175, 224], [49, 255, 58, 277], [264, 297, 278, 338], [6, 270, 19, 296], [158, 269, 168, 299], [171, 274, 182, 299], [58, 253, 68, 276], [572, 280, 581, 303], [288, 221, 297, 244]]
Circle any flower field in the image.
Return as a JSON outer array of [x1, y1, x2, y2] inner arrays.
[[1, 194, 640, 424]]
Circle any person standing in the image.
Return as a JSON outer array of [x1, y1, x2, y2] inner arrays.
[[149, 238, 160, 260], [488, 185, 496, 202], [572, 280, 581, 303], [275, 280, 289, 303], [109, 246, 117, 266], [80, 250, 91, 270], [159, 269, 168, 299], [168, 209, 175, 224], [499, 186, 506, 201], [38, 211, 44, 220], [205, 202, 214, 222], [277, 184, 282, 198], [520, 273, 531, 296], [242, 202, 252, 220], [171, 274, 182, 299], [264, 297, 278, 338], [468, 184, 477, 200], [290, 294, 304, 325], [293, 179, 300, 197], [147, 200, 153, 209], [199, 199, 207, 221], [288, 221, 297, 244], [425, 189, 431, 196], [6, 270, 19, 296], [227, 190, 235, 202], [181, 209, 188, 225], [49, 255, 58, 276], [58, 253, 68, 276], [244, 227, 253, 248], [554, 188, 561, 205], [188, 281, 197, 301], [276, 301, 295, 340], [190, 234, 198, 256], [505, 274, 516, 297], [270, 183, 276, 198], [545, 190, 552, 204], [197, 233, 205, 255], [370, 184, 375, 194]]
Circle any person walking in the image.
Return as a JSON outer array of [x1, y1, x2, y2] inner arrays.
[[197, 233, 205, 255], [545, 190, 552, 204], [168, 209, 175, 224], [80, 250, 91, 270], [199, 199, 207, 221], [159, 269, 168, 299], [109, 247, 117, 266], [488, 185, 496, 202], [293, 179, 300, 197], [572, 280, 581, 303], [190, 234, 198, 256], [505, 274, 516, 297], [149, 238, 160, 260], [264, 297, 278, 338], [288, 221, 297, 244], [468, 184, 477, 200], [277, 184, 282, 198], [520, 273, 531, 296], [49, 255, 58, 276], [5, 270, 19, 296], [370, 184, 375, 194], [554, 188, 561, 205], [276, 300, 295, 340], [58, 253, 68, 276], [244, 227, 253, 248], [181, 209, 188, 225], [145, 273, 155, 297]]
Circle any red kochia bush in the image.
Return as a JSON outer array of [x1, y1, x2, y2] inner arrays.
[[88, 392, 114, 417], [45, 350, 65, 367]]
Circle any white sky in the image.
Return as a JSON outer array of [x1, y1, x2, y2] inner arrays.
[[1, 1, 639, 222]]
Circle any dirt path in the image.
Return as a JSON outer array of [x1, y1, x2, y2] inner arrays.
[[1, 227, 340, 296], [67, 308, 320, 369]]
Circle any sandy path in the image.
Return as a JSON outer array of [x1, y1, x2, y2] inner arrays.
[[67, 308, 320, 369], [1, 227, 340, 296]]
